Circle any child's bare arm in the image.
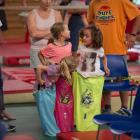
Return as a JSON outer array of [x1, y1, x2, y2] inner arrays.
[[38, 51, 47, 66], [75, 53, 80, 66], [46, 59, 55, 66], [101, 54, 110, 76], [36, 65, 47, 85]]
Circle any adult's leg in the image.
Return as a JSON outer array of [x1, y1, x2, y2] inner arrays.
[[119, 91, 129, 108], [0, 30, 4, 43], [68, 22, 83, 58], [102, 91, 111, 106], [119, 55, 129, 110], [21, 0, 27, 6], [0, 66, 16, 120], [102, 91, 113, 114]]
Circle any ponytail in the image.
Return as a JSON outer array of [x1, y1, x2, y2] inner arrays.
[[47, 22, 66, 45], [47, 36, 55, 45], [60, 56, 77, 85], [60, 59, 72, 85]]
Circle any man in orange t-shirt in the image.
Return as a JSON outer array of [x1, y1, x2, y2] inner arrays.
[[87, 0, 140, 115]]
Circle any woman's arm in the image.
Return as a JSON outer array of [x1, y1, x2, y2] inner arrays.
[[101, 54, 110, 76], [38, 51, 47, 66], [54, 10, 62, 22], [27, 11, 51, 38], [36, 65, 47, 85], [43, 33, 52, 39]]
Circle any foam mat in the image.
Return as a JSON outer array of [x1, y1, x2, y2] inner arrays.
[[0, 38, 30, 66], [57, 130, 131, 140], [3, 80, 35, 104], [3, 134, 37, 140]]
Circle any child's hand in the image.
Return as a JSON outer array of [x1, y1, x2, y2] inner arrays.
[[38, 79, 45, 86], [105, 67, 110, 76]]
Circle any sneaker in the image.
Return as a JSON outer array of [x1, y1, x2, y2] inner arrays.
[[7, 124, 16, 132], [101, 108, 113, 114], [117, 108, 129, 116]]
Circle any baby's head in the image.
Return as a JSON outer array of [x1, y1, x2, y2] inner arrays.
[[48, 22, 70, 44], [79, 26, 103, 49], [60, 56, 77, 85]]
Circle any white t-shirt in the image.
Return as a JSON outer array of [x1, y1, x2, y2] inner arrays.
[[77, 44, 105, 78]]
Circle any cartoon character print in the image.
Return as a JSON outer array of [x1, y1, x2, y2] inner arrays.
[[81, 89, 94, 106], [81, 52, 97, 72], [60, 89, 72, 105]]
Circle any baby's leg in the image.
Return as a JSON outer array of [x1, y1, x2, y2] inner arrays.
[[64, 13, 72, 24], [80, 14, 88, 27]]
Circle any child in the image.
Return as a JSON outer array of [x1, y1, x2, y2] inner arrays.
[[33, 56, 77, 91], [77, 25, 110, 78], [72, 25, 110, 131], [64, 0, 88, 27], [38, 22, 72, 65]]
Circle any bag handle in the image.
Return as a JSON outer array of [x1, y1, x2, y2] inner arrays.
[[38, 84, 45, 91]]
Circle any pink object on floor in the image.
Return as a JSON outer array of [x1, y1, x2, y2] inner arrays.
[[1, 67, 36, 83], [126, 51, 139, 61], [3, 80, 33, 94], [57, 130, 131, 140], [0, 38, 30, 66], [3, 134, 37, 140]]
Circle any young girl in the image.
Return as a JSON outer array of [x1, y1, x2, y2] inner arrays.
[[33, 56, 77, 91], [72, 25, 110, 131], [38, 22, 72, 65], [77, 25, 110, 78]]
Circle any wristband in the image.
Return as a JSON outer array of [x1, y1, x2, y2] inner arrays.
[[130, 33, 136, 36]]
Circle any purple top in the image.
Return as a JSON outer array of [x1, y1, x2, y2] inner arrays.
[[33, 63, 60, 91]]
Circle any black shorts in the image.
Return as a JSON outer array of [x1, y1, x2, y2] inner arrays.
[[0, 10, 8, 31]]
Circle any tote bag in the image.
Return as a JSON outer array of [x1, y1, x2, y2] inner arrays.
[[54, 78, 74, 132], [33, 84, 60, 137], [73, 72, 104, 131]]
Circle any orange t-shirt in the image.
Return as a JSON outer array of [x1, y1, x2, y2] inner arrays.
[[87, 0, 140, 55], [41, 42, 72, 63]]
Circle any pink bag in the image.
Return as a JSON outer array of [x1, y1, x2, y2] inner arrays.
[[54, 78, 74, 132]]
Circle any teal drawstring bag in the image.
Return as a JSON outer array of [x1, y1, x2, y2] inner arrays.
[[33, 84, 60, 137]]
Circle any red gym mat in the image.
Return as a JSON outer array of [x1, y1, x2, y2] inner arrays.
[[57, 130, 131, 140], [128, 65, 140, 76], [1, 66, 140, 84], [1, 67, 36, 83], [111, 90, 137, 97], [3, 80, 33, 94], [3, 134, 37, 140], [127, 51, 139, 61], [0, 38, 30, 66]]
